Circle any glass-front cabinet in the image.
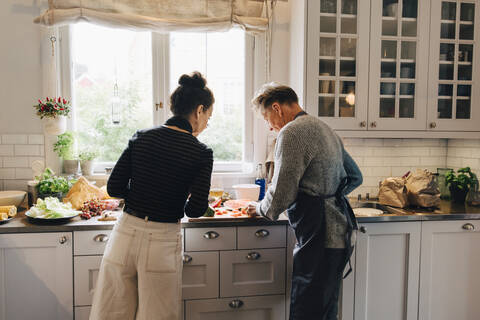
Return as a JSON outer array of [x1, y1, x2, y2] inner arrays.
[[306, 0, 370, 130], [368, 0, 430, 130], [427, 0, 480, 131]]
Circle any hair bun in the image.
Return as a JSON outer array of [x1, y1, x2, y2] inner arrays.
[[178, 72, 206, 89]]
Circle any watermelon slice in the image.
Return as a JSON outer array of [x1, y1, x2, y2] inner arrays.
[[223, 199, 252, 210]]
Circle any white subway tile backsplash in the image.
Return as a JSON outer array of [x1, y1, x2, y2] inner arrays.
[[363, 157, 383, 166], [342, 138, 364, 146], [14, 145, 40, 156], [382, 139, 403, 147], [3, 157, 29, 168], [15, 168, 33, 180], [391, 167, 412, 177], [462, 158, 479, 169], [0, 168, 15, 179], [28, 157, 45, 167], [430, 147, 447, 156], [28, 134, 44, 145], [0, 180, 3, 191], [400, 157, 420, 166], [364, 139, 384, 147], [4, 180, 29, 191], [420, 157, 446, 166], [0, 145, 14, 156], [447, 157, 463, 168], [2, 134, 28, 145]]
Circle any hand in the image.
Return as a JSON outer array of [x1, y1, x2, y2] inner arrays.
[[247, 202, 258, 218], [192, 130, 200, 137]]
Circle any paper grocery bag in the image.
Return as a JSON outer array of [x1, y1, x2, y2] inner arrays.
[[379, 177, 408, 208], [405, 169, 441, 207]]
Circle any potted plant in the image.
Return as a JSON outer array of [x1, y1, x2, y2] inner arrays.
[[445, 167, 478, 204], [78, 150, 98, 176], [35, 168, 76, 200], [34, 97, 71, 135], [53, 132, 78, 174]]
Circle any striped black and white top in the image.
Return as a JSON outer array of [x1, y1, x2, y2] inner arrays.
[[107, 123, 213, 222]]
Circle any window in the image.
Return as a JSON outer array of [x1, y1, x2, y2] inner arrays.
[[66, 23, 255, 172]]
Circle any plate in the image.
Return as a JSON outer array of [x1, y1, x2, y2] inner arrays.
[[0, 218, 13, 225], [353, 208, 384, 216], [25, 211, 79, 224], [223, 199, 252, 210]]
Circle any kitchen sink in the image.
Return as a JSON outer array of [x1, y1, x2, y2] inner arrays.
[[350, 201, 406, 214]]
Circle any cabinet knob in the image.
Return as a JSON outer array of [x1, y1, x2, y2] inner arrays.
[[360, 121, 367, 128], [155, 102, 163, 110], [255, 229, 270, 238], [203, 231, 220, 239], [462, 223, 475, 231], [93, 234, 109, 242], [429, 122, 437, 129], [59, 236, 67, 244], [229, 299, 244, 309], [359, 226, 367, 233], [246, 252, 261, 261], [370, 121, 377, 128], [183, 254, 193, 264]]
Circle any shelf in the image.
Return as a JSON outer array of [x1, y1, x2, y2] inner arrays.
[[399, 95, 415, 98], [458, 61, 472, 65], [319, 56, 336, 60], [456, 96, 471, 100], [400, 59, 415, 63], [340, 57, 356, 61], [401, 18, 417, 22], [380, 95, 396, 98], [382, 16, 397, 21], [459, 21, 474, 25], [341, 14, 357, 19], [320, 13, 338, 18], [439, 61, 454, 64], [318, 94, 336, 97], [438, 96, 453, 99], [440, 20, 456, 24], [381, 58, 397, 62]]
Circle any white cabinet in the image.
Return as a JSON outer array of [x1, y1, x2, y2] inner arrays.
[[427, 0, 480, 131], [185, 227, 236, 251], [368, 0, 430, 130], [220, 249, 286, 297], [182, 251, 219, 299], [74, 306, 91, 320], [306, 0, 370, 130], [300, 0, 480, 134], [74, 255, 102, 306], [185, 295, 285, 320], [0, 232, 73, 320], [419, 220, 480, 320], [354, 222, 421, 320]]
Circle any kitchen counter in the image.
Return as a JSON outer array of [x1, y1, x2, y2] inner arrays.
[[1, 200, 479, 233], [355, 199, 480, 223], [0, 210, 289, 234]]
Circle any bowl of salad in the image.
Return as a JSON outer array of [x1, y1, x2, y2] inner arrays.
[[26, 197, 80, 224]]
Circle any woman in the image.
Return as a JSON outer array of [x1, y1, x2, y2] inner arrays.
[[247, 83, 362, 320], [90, 72, 214, 320]]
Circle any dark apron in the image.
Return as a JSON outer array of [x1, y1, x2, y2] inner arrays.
[[288, 178, 357, 320]]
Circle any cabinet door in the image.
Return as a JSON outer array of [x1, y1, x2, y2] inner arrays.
[[0, 233, 73, 320], [185, 295, 285, 320], [427, 0, 480, 131], [306, 0, 370, 130], [220, 249, 285, 297], [74, 230, 112, 255], [368, 0, 430, 130], [185, 227, 236, 251], [74, 306, 91, 320], [74, 255, 102, 306], [237, 225, 286, 249], [339, 247, 355, 320], [419, 220, 480, 320], [182, 251, 219, 300], [354, 222, 421, 320]]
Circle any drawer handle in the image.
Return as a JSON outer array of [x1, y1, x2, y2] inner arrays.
[[183, 254, 193, 264], [462, 223, 475, 231], [59, 236, 67, 244], [229, 299, 244, 309], [94, 234, 109, 242], [255, 229, 270, 238], [246, 252, 261, 261], [203, 231, 220, 239]]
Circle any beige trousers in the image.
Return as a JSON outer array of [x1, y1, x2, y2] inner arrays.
[[90, 213, 182, 320]]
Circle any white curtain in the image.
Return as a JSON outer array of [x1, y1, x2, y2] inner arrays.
[[34, 0, 272, 33]]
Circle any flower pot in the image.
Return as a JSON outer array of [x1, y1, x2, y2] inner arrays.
[[63, 159, 79, 175], [449, 185, 469, 204], [80, 160, 94, 176], [42, 116, 67, 135]]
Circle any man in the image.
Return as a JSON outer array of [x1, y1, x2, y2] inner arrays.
[[248, 83, 362, 320]]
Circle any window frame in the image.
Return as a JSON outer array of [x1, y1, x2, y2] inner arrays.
[[59, 25, 258, 174]]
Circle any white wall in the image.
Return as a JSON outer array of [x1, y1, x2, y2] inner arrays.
[[0, 0, 46, 134]]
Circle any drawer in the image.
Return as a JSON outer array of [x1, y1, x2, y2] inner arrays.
[[74, 230, 112, 255], [237, 225, 287, 249], [182, 251, 219, 300], [74, 255, 103, 306], [75, 306, 91, 320], [220, 248, 286, 297], [185, 227, 236, 251], [185, 295, 285, 320]]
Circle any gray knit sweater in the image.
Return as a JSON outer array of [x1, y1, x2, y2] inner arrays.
[[256, 114, 363, 248]]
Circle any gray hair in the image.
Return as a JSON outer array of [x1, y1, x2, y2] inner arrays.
[[251, 82, 299, 115]]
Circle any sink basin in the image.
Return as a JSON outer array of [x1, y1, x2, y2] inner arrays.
[[351, 201, 405, 215]]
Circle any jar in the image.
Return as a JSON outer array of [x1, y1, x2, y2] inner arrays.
[[466, 180, 480, 206]]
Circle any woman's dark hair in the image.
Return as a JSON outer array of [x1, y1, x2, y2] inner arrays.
[[170, 72, 214, 117]]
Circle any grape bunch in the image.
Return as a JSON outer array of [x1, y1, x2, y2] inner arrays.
[[80, 199, 107, 220]]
